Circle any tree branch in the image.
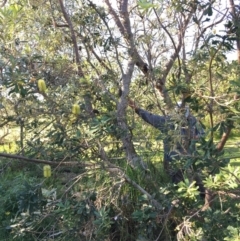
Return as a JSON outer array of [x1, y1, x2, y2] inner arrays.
[[105, 0, 148, 75], [0, 152, 92, 167], [88, 0, 124, 75], [0, 0, 7, 7], [120, 0, 149, 75], [103, 0, 147, 169], [117, 60, 147, 169], [153, 5, 196, 106], [97, 142, 161, 209], [194, 10, 228, 54], [58, 0, 84, 77], [216, 127, 232, 151], [104, 0, 125, 36]]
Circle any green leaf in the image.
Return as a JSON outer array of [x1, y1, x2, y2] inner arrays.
[[138, 0, 157, 9], [76, 129, 81, 138]]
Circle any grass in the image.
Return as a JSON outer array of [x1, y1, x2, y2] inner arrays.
[[224, 138, 240, 165]]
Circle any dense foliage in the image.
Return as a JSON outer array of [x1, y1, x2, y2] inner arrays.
[[0, 0, 240, 240]]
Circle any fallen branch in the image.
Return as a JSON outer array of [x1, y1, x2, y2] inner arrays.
[[0, 152, 92, 167]]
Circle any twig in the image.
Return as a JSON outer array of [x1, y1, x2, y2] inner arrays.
[[155, 205, 174, 241]]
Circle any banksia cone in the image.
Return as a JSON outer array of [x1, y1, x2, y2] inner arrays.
[[72, 104, 80, 115], [38, 79, 47, 92], [43, 165, 51, 177]]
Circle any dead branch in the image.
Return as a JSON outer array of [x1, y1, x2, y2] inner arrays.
[[0, 152, 92, 167]]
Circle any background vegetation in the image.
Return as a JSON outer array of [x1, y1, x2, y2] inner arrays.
[[0, 0, 240, 240]]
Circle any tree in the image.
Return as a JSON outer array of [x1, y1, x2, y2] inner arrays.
[[0, 0, 240, 240]]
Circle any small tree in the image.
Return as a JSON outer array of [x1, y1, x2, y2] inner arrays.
[[0, 0, 240, 240]]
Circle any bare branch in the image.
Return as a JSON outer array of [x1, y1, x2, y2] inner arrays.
[[88, 0, 124, 75], [194, 10, 228, 53], [103, 0, 147, 169], [104, 0, 125, 36], [105, 0, 148, 75], [153, 8, 181, 73], [58, 0, 84, 77], [229, 0, 237, 18], [154, 5, 196, 106], [0, 0, 7, 8], [120, 0, 149, 75], [0, 152, 92, 167]]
